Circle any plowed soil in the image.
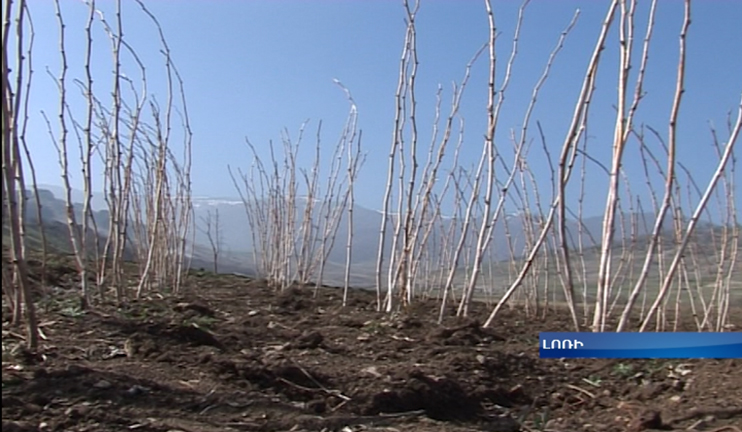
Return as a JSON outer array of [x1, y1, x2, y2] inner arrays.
[[3, 266, 741, 432]]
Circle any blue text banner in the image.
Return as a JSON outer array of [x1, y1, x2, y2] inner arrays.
[[539, 332, 742, 359]]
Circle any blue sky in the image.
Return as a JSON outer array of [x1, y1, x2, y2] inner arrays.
[[16, 0, 742, 219]]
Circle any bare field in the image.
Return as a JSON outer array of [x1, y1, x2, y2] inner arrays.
[[3, 261, 741, 432]]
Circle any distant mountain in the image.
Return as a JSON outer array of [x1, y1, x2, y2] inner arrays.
[[189, 196, 676, 259], [23, 185, 724, 288], [22, 187, 110, 233], [35, 184, 109, 215], [2, 190, 107, 258], [187, 195, 693, 285]]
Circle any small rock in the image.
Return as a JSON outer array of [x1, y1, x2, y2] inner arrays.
[[22, 403, 42, 415], [307, 399, 326, 414], [155, 352, 174, 363], [362, 366, 382, 378], [637, 382, 669, 400], [125, 385, 150, 396], [294, 330, 323, 349], [2, 420, 34, 432], [629, 410, 663, 432], [65, 404, 91, 418], [174, 302, 215, 317], [66, 364, 87, 375], [93, 379, 112, 389], [485, 415, 522, 432]]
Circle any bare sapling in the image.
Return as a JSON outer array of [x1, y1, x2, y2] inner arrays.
[[332, 79, 366, 306], [438, 163, 483, 321], [138, 0, 193, 296], [504, 9, 580, 319], [343, 131, 362, 306], [702, 125, 739, 331], [640, 98, 742, 332], [616, 0, 683, 332], [716, 146, 737, 330], [135, 104, 171, 297], [633, 127, 664, 322], [106, 0, 126, 300], [381, 0, 422, 312], [199, 209, 222, 273], [607, 195, 639, 319], [80, 0, 96, 301], [230, 81, 363, 292], [294, 135, 321, 286], [20, 53, 52, 313], [171, 84, 194, 294], [516, 155, 541, 316], [129, 173, 149, 276], [551, 9, 585, 327], [484, 0, 619, 329], [2, 0, 39, 349], [229, 154, 269, 278], [407, 43, 484, 312], [670, 174, 689, 331], [532, 123, 558, 317], [677, 163, 713, 330], [281, 128, 300, 290], [463, 0, 579, 322], [574, 129, 591, 321], [309, 90, 364, 293], [376, 0, 417, 312], [47, 0, 90, 308], [93, 0, 130, 302], [457, 0, 517, 318], [134, 0, 193, 298], [432, 158, 465, 311], [592, 0, 652, 332], [11, 0, 43, 311], [310, 133, 347, 293], [30, 0, 192, 304], [16, 0, 51, 312], [381, 0, 486, 316]]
